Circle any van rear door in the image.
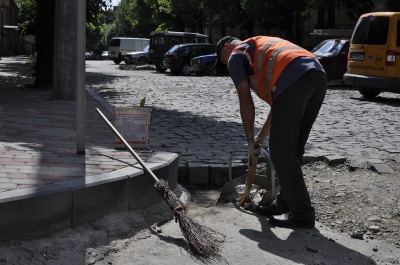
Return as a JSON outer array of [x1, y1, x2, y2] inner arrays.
[[349, 15, 390, 77], [108, 38, 121, 59]]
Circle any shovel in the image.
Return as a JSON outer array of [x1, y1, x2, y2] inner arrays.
[[217, 146, 279, 207]]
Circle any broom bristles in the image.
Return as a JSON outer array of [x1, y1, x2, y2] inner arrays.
[[154, 179, 224, 257]]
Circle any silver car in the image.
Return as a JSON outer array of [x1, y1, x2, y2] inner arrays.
[[124, 45, 151, 64]]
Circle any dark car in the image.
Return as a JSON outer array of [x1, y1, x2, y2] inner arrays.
[[190, 53, 228, 76], [149, 31, 212, 73], [162, 43, 216, 75], [311, 39, 350, 82]]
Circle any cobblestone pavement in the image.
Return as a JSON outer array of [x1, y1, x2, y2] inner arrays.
[[86, 61, 400, 183]]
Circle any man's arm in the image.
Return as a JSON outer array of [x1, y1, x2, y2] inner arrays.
[[254, 111, 271, 146], [235, 79, 255, 140], [260, 111, 272, 136]]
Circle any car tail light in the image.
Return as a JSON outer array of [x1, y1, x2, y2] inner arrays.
[[171, 54, 178, 62], [386, 50, 396, 66]]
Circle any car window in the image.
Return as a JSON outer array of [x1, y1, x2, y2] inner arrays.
[[143, 45, 149, 52], [352, 16, 389, 45], [192, 46, 204, 56], [154, 36, 165, 45], [169, 37, 180, 46], [311, 40, 343, 56], [167, 45, 180, 53], [179, 46, 191, 55], [109, 39, 121, 47]]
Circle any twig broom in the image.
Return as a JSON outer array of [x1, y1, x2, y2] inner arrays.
[[95, 108, 224, 257]]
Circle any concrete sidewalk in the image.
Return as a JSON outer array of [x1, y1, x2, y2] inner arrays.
[[0, 56, 178, 240]]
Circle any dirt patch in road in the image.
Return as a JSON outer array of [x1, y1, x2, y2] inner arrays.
[[304, 160, 400, 248]]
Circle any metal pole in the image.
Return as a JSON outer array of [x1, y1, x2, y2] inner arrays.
[[76, 0, 86, 154]]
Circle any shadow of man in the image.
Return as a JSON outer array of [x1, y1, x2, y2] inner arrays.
[[239, 214, 376, 265]]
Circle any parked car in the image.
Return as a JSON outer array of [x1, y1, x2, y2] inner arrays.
[[124, 45, 152, 64], [190, 53, 228, 76], [163, 43, 216, 75], [149, 31, 212, 72], [311, 39, 350, 82], [101, 51, 109, 60], [344, 12, 400, 99], [108, 37, 149, 64], [85, 51, 94, 60]]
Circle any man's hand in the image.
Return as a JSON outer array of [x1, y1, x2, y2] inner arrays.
[[255, 132, 268, 146], [247, 139, 261, 157]]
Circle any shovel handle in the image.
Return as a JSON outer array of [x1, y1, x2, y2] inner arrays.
[[95, 108, 159, 183]]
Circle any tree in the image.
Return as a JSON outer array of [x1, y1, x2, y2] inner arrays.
[[383, 0, 400, 11], [86, 0, 109, 52], [113, 0, 207, 36], [205, 0, 309, 42], [33, 0, 55, 88], [336, 0, 375, 21], [14, 0, 111, 89], [13, 0, 36, 35]]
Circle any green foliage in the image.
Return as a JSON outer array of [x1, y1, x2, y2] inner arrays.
[[114, 0, 138, 36], [15, 0, 111, 53], [15, 0, 393, 55], [14, 0, 37, 35], [384, 0, 400, 11], [336, 0, 375, 21]]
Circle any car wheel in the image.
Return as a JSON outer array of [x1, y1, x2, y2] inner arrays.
[[155, 62, 166, 73], [113, 60, 121, 64], [181, 64, 192, 76], [138, 57, 147, 64], [205, 63, 216, 76], [358, 87, 380, 99]]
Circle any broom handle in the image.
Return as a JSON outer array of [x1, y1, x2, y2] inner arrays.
[[95, 108, 159, 183]]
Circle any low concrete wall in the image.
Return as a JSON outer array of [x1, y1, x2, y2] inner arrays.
[[0, 152, 178, 241]]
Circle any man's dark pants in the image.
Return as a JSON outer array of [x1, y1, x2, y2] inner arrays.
[[269, 69, 327, 222]]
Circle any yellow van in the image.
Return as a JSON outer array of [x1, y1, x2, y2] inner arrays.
[[344, 12, 400, 98]]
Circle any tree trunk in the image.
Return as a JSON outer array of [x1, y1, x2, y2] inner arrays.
[[34, 0, 55, 88], [283, 10, 295, 42]]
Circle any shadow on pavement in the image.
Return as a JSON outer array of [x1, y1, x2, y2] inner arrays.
[[350, 95, 400, 107], [239, 215, 376, 265]]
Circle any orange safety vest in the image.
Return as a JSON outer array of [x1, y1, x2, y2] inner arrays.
[[244, 36, 315, 104]]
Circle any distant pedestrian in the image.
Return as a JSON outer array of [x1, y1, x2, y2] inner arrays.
[[215, 36, 327, 228]]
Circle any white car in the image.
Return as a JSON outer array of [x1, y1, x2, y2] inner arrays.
[[124, 45, 151, 64], [101, 51, 109, 60]]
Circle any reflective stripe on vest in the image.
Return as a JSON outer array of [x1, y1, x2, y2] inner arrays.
[[245, 36, 315, 104], [265, 45, 305, 91], [251, 40, 306, 99]]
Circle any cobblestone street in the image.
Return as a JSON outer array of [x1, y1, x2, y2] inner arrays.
[[86, 61, 400, 181]]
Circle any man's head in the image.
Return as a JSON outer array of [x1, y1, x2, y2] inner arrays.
[[215, 36, 239, 72]]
